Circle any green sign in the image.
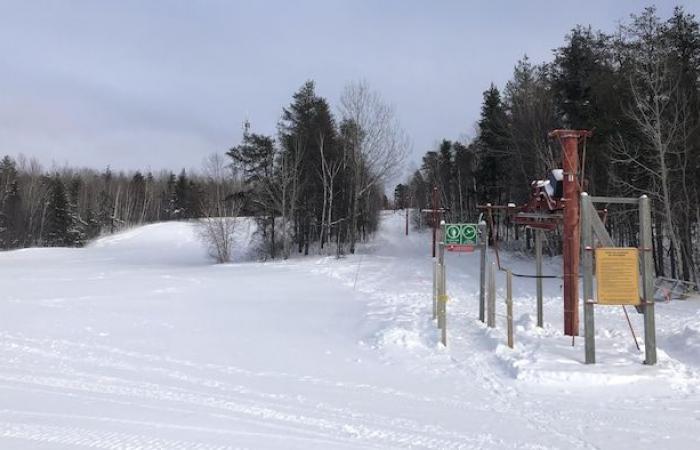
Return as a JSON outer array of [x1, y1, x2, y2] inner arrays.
[[444, 223, 479, 245]]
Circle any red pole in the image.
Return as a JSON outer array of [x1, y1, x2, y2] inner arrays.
[[432, 186, 438, 258], [549, 129, 592, 337]]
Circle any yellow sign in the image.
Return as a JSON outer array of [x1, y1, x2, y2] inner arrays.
[[595, 248, 640, 305]]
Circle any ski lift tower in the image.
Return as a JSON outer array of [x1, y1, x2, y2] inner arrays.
[[549, 129, 592, 337]]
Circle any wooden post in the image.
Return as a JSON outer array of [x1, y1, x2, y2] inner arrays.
[[639, 195, 657, 365], [479, 222, 487, 323], [487, 262, 496, 328], [535, 229, 544, 328], [506, 269, 513, 348], [581, 193, 596, 364]]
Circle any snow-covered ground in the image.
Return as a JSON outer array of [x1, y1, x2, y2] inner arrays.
[[0, 212, 698, 449]]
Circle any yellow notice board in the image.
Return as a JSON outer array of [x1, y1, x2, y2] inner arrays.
[[595, 248, 641, 305]]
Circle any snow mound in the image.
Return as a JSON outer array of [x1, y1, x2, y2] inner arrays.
[[90, 221, 209, 265], [89, 219, 256, 266], [661, 322, 700, 369]]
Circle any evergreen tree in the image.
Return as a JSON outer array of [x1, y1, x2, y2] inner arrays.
[[43, 177, 71, 246], [475, 84, 510, 203], [393, 184, 407, 209], [0, 180, 22, 248]]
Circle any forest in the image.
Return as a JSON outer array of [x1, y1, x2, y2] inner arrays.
[[0, 80, 406, 260], [2, 6, 698, 283], [396, 7, 700, 283]]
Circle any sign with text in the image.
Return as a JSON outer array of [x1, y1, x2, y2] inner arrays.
[[447, 244, 474, 253], [595, 248, 640, 305], [444, 223, 479, 247]]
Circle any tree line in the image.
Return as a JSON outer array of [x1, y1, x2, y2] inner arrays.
[[0, 80, 407, 260], [0, 154, 222, 249], [228, 80, 406, 259], [396, 6, 699, 283]]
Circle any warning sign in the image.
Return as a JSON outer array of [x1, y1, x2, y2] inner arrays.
[[595, 248, 640, 305]]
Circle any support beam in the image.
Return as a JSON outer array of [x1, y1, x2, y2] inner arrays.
[[588, 196, 639, 205]]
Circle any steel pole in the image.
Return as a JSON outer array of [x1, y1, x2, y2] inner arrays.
[[432, 186, 438, 258], [487, 262, 496, 328], [405, 208, 409, 236], [581, 193, 596, 364], [639, 195, 657, 365], [535, 229, 543, 328], [506, 270, 513, 348], [479, 222, 487, 323], [549, 129, 592, 336]]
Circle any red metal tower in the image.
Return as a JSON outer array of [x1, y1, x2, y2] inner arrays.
[[549, 129, 592, 336]]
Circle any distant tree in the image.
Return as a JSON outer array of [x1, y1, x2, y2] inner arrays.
[[198, 153, 242, 263], [339, 80, 408, 253], [393, 183, 407, 209], [0, 180, 22, 248], [475, 84, 510, 204], [43, 176, 71, 246]]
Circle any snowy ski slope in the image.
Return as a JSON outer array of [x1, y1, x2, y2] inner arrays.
[[0, 213, 698, 449]]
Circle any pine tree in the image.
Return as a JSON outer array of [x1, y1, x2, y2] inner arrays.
[[43, 177, 71, 247], [66, 178, 87, 246], [0, 180, 22, 248], [393, 184, 407, 209], [476, 84, 510, 203], [96, 190, 115, 234], [173, 170, 190, 219]]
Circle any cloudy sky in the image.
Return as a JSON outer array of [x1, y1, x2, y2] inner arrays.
[[1, 1, 697, 177]]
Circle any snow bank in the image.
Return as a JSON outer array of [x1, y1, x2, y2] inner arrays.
[[89, 218, 256, 265]]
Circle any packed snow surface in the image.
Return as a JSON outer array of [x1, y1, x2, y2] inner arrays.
[[0, 213, 698, 449]]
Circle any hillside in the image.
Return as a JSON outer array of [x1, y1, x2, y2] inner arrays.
[[0, 213, 698, 449]]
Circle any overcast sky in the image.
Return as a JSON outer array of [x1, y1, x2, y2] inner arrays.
[[1, 1, 697, 178]]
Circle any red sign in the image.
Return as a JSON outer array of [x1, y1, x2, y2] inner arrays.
[[447, 244, 474, 252]]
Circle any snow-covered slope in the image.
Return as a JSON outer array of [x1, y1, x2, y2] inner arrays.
[[0, 214, 698, 449]]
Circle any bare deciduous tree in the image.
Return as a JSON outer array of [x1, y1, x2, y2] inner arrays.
[[198, 153, 242, 264], [339, 80, 410, 253]]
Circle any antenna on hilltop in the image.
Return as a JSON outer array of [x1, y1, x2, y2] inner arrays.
[[243, 112, 251, 136]]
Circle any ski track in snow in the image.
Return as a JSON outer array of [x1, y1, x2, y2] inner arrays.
[[0, 332, 514, 449], [0, 214, 698, 448]]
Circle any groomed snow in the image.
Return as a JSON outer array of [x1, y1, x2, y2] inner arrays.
[[0, 212, 698, 449]]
